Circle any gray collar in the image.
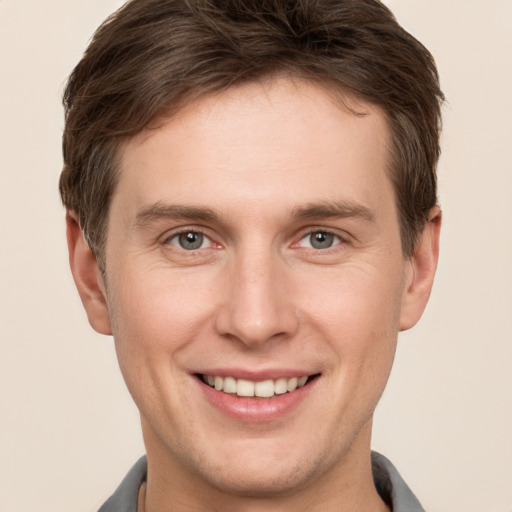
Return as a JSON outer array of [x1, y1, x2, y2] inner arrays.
[[372, 451, 426, 512]]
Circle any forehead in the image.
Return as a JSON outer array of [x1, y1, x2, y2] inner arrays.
[[113, 78, 394, 224]]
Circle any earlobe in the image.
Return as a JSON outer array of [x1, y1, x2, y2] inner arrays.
[[399, 207, 442, 331], [66, 212, 112, 335]]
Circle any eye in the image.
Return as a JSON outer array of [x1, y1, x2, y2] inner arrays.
[[299, 231, 341, 250], [168, 231, 212, 251]]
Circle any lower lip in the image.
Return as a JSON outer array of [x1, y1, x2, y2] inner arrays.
[[197, 377, 317, 422]]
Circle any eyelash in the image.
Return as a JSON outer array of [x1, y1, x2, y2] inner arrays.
[[161, 227, 348, 253], [163, 228, 216, 251], [294, 228, 346, 252]]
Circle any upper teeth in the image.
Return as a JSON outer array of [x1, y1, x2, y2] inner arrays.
[[203, 375, 309, 397]]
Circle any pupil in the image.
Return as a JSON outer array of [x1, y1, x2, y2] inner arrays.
[[179, 232, 203, 250], [311, 232, 333, 249]]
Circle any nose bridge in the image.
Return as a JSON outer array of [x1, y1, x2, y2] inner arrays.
[[215, 242, 298, 346]]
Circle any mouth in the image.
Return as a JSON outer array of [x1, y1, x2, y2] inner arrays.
[[195, 371, 321, 422], [198, 373, 319, 398]]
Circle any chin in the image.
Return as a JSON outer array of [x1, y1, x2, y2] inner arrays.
[[198, 455, 323, 498], [175, 434, 333, 500]]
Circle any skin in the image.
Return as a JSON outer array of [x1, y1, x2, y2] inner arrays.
[[67, 78, 440, 512]]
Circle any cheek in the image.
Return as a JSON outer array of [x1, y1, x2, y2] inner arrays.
[[106, 268, 214, 416], [105, 269, 218, 410], [302, 262, 404, 331], [109, 266, 214, 349], [299, 264, 403, 380]]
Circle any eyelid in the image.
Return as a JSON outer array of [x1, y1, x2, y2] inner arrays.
[[293, 226, 350, 249], [159, 224, 350, 250], [161, 226, 218, 248], [171, 233, 211, 250]]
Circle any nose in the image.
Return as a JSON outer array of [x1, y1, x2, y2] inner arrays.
[[214, 249, 299, 348]]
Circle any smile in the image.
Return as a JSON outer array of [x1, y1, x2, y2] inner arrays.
[[201, 374, 311, 398], [197, 372, 320, 421]]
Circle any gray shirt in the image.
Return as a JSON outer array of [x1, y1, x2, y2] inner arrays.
[[98, 452, 425, 511]]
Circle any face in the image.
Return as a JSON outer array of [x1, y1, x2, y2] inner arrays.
[[71, 78, 437, 499]]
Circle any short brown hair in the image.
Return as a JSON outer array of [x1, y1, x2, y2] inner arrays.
[[60, 0, 444, 266]]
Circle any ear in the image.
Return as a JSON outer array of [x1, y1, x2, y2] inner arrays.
[[66, 212, 112, 335], [399, 207, 442, 331]]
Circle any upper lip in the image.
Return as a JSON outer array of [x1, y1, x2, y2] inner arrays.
[[194, 369, 319, 380]]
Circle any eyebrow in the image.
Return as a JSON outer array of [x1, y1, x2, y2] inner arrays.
[[291, 201, 375, 223], [134, 199, 375, 229], [134, 203, 220, 228]]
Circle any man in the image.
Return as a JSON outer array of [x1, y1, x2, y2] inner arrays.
[[60, 0, 443, 510]]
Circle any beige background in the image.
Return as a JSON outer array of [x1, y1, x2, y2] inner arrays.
[[1, 1, 511, 511]]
